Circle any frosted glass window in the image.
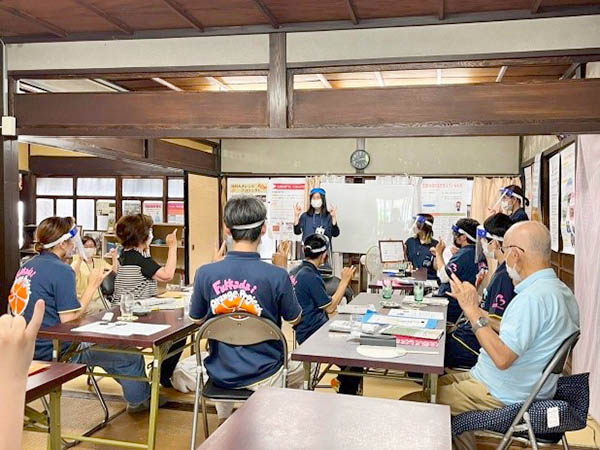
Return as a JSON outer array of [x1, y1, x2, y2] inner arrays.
[[36, 198, 54, 224], [36, 178, 73, 196], [77, 178, 116, 196], [168, 178, 184, 198], [76, 199, 95, 230], [56, 199, 74, 218], [122, 178, 163, 197]]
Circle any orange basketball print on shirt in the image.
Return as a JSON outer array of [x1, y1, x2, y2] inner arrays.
[[9, 276, 32, 315]]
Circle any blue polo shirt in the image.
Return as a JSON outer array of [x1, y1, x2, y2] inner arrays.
[[294, 212, 340, 243], [9, 252, 81, 361], [189, 251, 302, 389], [471, 268, 579, 404], [292, 261, 331, 344], [438, 245, 483, 323], [510, 207, 529, 223], [405, 236, 439, 280]]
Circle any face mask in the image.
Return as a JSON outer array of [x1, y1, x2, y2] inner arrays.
[[506, 250, 522, 282], [501, 200, 512, 213], [311, 199, 323, 209], [65, 241, 76, 258], [482, 241, 495, 260], [453, 236, 462, 248], [146, 229, 154, 246], [84, 247, 96, 258]]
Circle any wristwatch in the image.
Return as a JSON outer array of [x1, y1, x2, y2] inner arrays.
[[472, 316, 490, 333]]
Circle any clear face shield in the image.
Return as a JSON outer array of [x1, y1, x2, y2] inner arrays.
[[492, 188, 523, 213], [409, 215, 433, 236], [451, 224, 476, 248], [303, 233, 333, 275], [43, 225, 89, 261], [475, 225, 504, 263]]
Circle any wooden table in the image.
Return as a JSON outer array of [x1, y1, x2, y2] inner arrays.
[[38, 306, 198, 450], [24, 361, 87, 450], [198, 387, 452, 450], [292, 292, 447, 402], [368, 267, 428, 293]]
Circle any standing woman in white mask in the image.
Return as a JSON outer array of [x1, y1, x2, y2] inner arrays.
[[71, 236, 118, 315], [293, 187, 340, 244], [489, 185, 529, 223]]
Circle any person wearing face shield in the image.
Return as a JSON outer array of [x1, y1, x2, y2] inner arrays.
[[8, 217, 152, 412], [293, 187, 340, 244], [71, 236, 118, 315], [444, 213, 516, 369], [489, 184, 529, 223], [431, 218, 484, 324], [405, 214, 439, 280]]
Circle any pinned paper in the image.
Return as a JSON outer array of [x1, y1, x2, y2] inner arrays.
[[547, 406, 560, 428]]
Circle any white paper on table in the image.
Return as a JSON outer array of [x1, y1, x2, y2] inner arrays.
[[402, 295, 449, 306], [365, 314, 428, 328], [72, 321, 170, 336], [388, 309, 444, 320], [337, 304, 373, 315]]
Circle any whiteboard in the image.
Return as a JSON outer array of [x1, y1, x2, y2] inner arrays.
[[321, 183, 416, 254]]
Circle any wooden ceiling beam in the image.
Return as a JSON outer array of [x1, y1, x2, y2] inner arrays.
[[374, 71, 385, 87], [161, 0, 204, 32], [317, 74, 332, 88], [496, 66, 508, 82], [151, 77, 184, 91], [71, 0, 133, 35], [345, 0, 360, 25], [205, 76, 231, 91], [439, 0, 446, 20], [531, 0, 544, 14], [559, 63, 580, 80], [0, 4, 68, 38], [251, 0, 280, 29]]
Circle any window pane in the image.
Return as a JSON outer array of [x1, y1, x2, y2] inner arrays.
[[56, 199, 74, 218], [143, 201, 163, 223], [122, 178, 163, 197], [77, 178, 116, 197], [167, 201, 184, 224], [76, 199, 95, 231], [168, 178, 184, 198], [122, 200, 141, 216], [36, 198, 54, 224], [36, 177, 73, 196]]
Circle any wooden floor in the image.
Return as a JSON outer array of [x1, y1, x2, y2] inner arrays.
[[22, 323, 600, 449]]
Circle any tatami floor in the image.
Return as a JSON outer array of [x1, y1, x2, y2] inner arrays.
[[22, 323, 600, 450]]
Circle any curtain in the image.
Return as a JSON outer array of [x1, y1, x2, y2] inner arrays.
[[470, 176, 521, 224], [573, 135, 600, 422]]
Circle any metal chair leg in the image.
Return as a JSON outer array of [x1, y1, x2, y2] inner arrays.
[[523, 412, 539, 450], [88, 372, 110, 425], [190, 369, 202, 450], [201, 396, 209, 439], [561, 434, 570, 450]]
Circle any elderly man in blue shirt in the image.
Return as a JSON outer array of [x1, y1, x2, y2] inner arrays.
[[412, 221, 580, 450]]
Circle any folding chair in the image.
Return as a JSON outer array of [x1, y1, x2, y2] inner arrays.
[[452, 331, 587, 450], [190, 312, 289, 448], [97, 271, 116, 310]]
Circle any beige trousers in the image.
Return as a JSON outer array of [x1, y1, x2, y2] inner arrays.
[[403, 372, 504, 450]]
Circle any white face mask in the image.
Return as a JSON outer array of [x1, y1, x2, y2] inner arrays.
[[65, 241, 76, 258], [146, 229, 154, 246], [506, 250, 522, 282], [84, 247, 96, 258], [482, 241, 495, 260], [501, 200, 512, 213], [311, 199, 323, 210]]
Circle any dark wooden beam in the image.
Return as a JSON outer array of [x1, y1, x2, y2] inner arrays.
[[345, 0, 359, 25], [439, 0, 446, 20], [531, 0, 544, 14], [29, 156, 183, 177], [559, 63, 580, 80], [71, 0, 134, 35], [268, 33, 287, 128], [0, 4, 68, 38], [3, 5, 600, 44], [15, 91, 268, 129], [251, 0, 280, 29], [161, 0, 204, 32]]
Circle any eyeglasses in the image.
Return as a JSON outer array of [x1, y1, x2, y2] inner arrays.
[[500, 245, 525, 254]]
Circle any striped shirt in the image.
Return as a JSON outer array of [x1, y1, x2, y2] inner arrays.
[[114, 249, 160, 302]]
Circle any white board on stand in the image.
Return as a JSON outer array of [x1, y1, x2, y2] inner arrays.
[[321, 183, 416, 254]]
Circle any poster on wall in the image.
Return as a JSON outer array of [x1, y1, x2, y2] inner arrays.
[[267, 178, 306, 241], [549, 154, 561, 252], [524, 165, 533, 219], [96, 200, 116, 232], [143, 201, 163, 223], [167, 201, 184, 225], [420, 178, 469, 246], [531, 154, 542, 220], [122, 200, 141, 217], [226, 178, 275, 259], [560, 144, 576, 255]]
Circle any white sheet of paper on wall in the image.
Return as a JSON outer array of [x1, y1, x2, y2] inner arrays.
[[547, 406, 560, 428]]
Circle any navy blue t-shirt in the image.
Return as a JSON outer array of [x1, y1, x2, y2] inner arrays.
[[189, 251, 302, 389], [510, 207, 529, 223], [9, 252, 81, 361], [438, 245, 483, 323], [451, 262, 516, 353], [405, 236, 439, 280], [294, 212, 340, 243], [292, 261, 331, 345]]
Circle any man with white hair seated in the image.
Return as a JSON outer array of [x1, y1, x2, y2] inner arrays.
[[406, 221, 580, 450]]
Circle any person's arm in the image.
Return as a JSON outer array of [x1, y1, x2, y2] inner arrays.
[[293, 210, 303, 235], [153, 229, 178, 282], [109, 248, 119, 273], [0, 300, 45, 450], [324, 266, 355, 314], [433, 239, 447, 271], [448, 274, 518, 370], [189, 269, 209, 324], [71, 257, 87, 298], [279, 272, 303, 326], [60, 265, 109, 322]]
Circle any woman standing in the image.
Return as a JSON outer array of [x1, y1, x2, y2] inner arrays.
[[114, 213, 184, 388], [294, 187, 340, 243], [404, 214, 439, 280], [489, 184, 529, 223]]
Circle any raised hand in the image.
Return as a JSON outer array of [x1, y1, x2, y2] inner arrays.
[[166, 229, 178, 248], [213, 240, 227, 263], [341, 266, 356, 283]]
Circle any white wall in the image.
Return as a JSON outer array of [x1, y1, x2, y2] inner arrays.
[[221, 137, 519, 175]]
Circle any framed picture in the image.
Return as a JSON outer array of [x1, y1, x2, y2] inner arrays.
[[379, 240, 405, 263]]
